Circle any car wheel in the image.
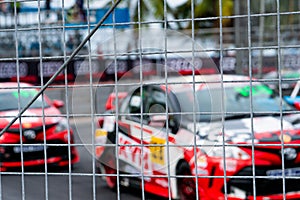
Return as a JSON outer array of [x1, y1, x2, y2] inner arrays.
[[103, 160, 117, 190], [177, 162, 197, 200]]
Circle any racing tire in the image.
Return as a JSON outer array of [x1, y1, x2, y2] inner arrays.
[[177, 162, 197, 200]]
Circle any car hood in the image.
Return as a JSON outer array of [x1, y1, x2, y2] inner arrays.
[[0, 107, 62, 130], [190, 115, 300, 144]]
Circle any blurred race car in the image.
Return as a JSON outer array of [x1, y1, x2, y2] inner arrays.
[[263, 69, 300, 95], [95, 75, 300, 200], [0, 82, 79, 171]]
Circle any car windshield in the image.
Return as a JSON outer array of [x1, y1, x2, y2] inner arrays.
[[0, 89, 49, 111], [176, 84, 295, 122]]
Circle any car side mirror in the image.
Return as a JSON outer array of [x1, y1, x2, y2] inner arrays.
[[52, 99, 64, 108]]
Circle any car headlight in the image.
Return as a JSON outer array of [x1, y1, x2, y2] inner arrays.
[[207, 146, 250, 160], [55, 118, 69, 133]]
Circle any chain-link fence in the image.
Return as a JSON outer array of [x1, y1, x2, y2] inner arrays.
[[0, 0, 300, 199]]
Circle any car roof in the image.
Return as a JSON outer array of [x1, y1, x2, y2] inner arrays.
[[0, 82, 34, 88], [0, 82, 36, 92], [146, 74, 253, 93]]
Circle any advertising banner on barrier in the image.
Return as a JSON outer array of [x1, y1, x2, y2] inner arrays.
[[0, 55, 297, 84]]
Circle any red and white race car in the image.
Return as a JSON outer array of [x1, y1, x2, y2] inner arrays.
[[95, 75, 300, 199], [0, 82, 79, 171]]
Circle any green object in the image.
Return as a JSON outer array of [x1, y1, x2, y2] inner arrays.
[[235, 85, 273, 97], [284, 72, 300, 79], [12, 90, 37, 99]]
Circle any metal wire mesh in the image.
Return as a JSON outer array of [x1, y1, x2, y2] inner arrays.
[[0, 0, 300, 200]]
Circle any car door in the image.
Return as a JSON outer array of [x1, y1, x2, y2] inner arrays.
[[118, 86, 178, 175], [116, 86, 153, 174]]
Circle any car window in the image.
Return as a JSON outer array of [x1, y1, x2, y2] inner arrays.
[[129, 89, 142, 114], [146, 89, 167, 115], [0, 89, 49, 112], [149, 88, 180, 133], [127, 86, 149, 122], [175, 83, 296, 122]]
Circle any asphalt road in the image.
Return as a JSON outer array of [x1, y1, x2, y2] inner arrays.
[[0, 85, 163, 200]]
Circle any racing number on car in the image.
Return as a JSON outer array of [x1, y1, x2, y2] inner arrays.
[[150, 136, 166, 165]]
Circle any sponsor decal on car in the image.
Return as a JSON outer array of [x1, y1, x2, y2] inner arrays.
[[149, 136, 166, 166], [118, 135, 152, 174]]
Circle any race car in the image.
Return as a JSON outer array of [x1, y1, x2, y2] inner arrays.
[[0, 82, 79, 171], [263, 69, 300, 96], [95, 74, 300, 200]]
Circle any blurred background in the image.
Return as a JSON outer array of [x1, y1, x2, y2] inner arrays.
[[0, 0, 299, 88]]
